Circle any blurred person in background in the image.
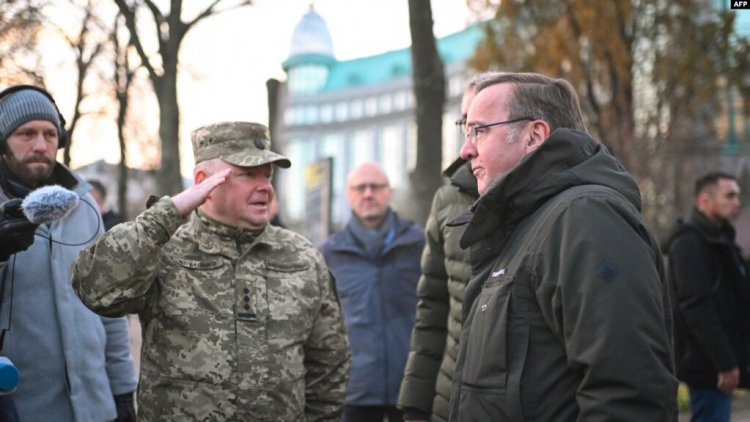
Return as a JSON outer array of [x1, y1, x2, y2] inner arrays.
[[666, 172, 750, 422], [321, 162, 424, 422], [88, 179, 124, 230]]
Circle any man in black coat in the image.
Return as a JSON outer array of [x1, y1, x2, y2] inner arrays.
[[666, 171, 750, 422]]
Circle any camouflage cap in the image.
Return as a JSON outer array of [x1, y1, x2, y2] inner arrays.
[[191, 121, 291, 168]]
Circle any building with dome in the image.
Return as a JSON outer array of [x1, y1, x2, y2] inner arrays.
[[268, 6, 484, 240]]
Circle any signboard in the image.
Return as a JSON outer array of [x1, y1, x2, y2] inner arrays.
[[304, 157, 333, 244]]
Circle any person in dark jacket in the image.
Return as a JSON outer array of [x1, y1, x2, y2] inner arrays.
[[665, 172, 749, 422], [321, 162, 424, 422], [448, 72, 677, 421], [398, 73, 487, 422], [87, 179, 124, 230]]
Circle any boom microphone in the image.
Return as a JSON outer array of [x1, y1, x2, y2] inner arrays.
[[21, 185, 79, 224]]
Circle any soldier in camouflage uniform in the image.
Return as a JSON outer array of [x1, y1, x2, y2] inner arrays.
[[72, 121, 351, 421]]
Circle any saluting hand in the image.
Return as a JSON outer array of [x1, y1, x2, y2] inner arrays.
[[171, 168, 231, 216]]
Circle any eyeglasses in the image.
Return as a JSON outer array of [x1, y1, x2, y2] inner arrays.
[[463, 117, 535, 144], [350, 183, 389, 193]]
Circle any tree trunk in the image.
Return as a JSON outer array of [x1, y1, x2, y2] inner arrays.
[[155, 72, 183, 195], [408, 0, 445, 227]]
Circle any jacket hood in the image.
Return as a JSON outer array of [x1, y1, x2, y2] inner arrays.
[[663, 207, 736, 253], [461, 128, 641, 247]]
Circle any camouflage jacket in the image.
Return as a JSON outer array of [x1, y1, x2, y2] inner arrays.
[[73, 197, 350, 421]]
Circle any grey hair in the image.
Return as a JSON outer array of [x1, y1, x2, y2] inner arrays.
[[477, 72, 587, 132], [466, 71, 504, 91]]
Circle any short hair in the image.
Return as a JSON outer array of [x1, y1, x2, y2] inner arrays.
[[87, 179, 106, 199], [466, 71, 503, 91], [194, 157, 224, 174], [476, 72, 587, 132], [694, 172, 736, 197]]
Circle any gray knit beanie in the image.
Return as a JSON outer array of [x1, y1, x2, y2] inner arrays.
[[0, 88, 62, 143]]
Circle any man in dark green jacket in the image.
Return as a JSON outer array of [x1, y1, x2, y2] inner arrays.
[[398, 75, 484, 422], [448, 72, 677, 421]]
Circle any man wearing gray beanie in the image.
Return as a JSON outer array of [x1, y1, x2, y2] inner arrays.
[[0, 85, 138, 422]]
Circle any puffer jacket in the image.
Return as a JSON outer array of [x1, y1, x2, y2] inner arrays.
[[320, 211, 424, 406], [398, 159, 477, 421], [449, 129, 677, 421]]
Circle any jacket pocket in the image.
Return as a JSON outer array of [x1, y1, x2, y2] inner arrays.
[[458, 270, 528, 421], [159, 254, 230, 320], [263, 258, 316, 345], [153, 256, 234, 382], [462, 279, 513, 387], [457, 384, 513, 422]]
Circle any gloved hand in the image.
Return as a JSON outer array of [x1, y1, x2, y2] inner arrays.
[[0, 199, 38, 261], [113, 391, 136, 422]]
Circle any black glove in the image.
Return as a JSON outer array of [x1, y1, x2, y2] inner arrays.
[[113, 392, 136, 422], [0, 199, 38, 262]]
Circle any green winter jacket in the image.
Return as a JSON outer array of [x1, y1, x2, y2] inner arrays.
[[449, 129, 677, 421], [398, 159, 477, 422]]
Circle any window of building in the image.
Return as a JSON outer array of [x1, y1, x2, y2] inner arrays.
[[288, 65, 329, 95], [350, 100, 363, 120], [379, 94, 392, 115], [350, 129, 375, 167], [335, 101, 348, 122], [365, 97, 378, 117], [283, 107, 295, 125], [380, 124, 404, 188], [406, 92, 415, 108], [320, 104, 333, 124], [394, 91, 407, 111], [304, 105, 318, 125]]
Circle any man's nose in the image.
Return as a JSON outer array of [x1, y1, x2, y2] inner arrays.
[[32, 133, 50, 152], [459, 138, 476, 160], [258, 178, 272, 191]]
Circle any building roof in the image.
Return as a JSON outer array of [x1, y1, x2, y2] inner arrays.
[[284, 21, 485, 93], [324, 24, 484, 91]]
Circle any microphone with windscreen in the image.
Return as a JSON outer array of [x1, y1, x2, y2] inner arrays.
[[21, 185, 79, 224], [0, 185, 82, 260]]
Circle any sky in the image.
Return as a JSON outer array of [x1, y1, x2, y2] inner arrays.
[[45, 0, 479, 174], [176, 0, 477, 174]]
